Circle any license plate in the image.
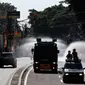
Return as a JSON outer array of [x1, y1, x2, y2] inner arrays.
[[40, 64, 50, 69]]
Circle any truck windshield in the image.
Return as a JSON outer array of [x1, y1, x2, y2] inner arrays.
[[34, 46, 57, 59]]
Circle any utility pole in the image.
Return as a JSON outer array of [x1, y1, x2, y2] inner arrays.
[[5, 11, 20, 51]]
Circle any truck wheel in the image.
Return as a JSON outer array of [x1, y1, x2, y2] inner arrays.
[[63, 78, 67, 83], [34, 69, 37, 73], [34, 69, 39, 73]]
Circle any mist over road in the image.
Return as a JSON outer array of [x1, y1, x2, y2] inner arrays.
[[0, 37, 85, 85]]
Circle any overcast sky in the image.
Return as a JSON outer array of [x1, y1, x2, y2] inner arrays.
[[2, 0, 63, 20]]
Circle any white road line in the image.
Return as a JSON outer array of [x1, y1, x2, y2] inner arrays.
[[18, 65, 29, 85], [24, 67, 33, 85], [8, 63, 32, 85], [7, 68, 20, 85], [18, 64, 32, 85], [60, 79, 63, 83], [59, 75, 61, 78]]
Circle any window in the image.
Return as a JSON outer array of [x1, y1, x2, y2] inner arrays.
[[64, 63, 83, 69]]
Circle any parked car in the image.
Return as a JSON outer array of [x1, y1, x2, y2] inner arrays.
[[0, 52, 17, 68]]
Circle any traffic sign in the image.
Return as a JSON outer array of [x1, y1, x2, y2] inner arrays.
[[7, 11, 20, 18]]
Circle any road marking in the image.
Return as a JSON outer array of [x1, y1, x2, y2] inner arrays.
[[18, 65, 29, 85], [7, 68, 20, 85], [59, 75, 61, 78], [24, 67, 33, 85], [7, 63, 32, 85], [59, 75, 63, 83], [60, 79, 63, 83]]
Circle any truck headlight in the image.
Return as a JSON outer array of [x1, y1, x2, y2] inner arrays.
[[35, 62, 38, 64], [64, 69, 69, 72], [53, 62, 56, 64], [65, 73, 69, 75], [36, 67, 38, 69], [53, 67, 55, 69], [79, 73, 83, 76]]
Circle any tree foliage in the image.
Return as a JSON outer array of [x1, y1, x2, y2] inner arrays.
[[28, 4, 77, 39], [65, 0, 85, 40], [0, 2, 18, 34]]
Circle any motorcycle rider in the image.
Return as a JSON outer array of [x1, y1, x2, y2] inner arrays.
[[66, 50, 72, 60]]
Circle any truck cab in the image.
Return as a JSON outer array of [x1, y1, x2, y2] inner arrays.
[[33, 38, 59, 73]]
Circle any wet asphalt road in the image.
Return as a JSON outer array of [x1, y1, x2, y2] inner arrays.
[[27, 69, 84, 85]]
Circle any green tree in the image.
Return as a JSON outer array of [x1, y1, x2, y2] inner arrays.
[[65, 0, 85, 40], [28, 4, 77, 40], [0, 2, 18, 34]]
